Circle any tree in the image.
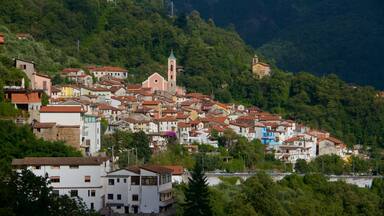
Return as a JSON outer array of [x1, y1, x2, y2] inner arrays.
[[183, 161, 212, 216], [295, 159, 311, 174], [0, 169, 94, 216]]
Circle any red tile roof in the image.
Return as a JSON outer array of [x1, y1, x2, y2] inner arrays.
[[163, 165, 184, 175], [62, 68, 82, 73], [90, 66, 127, 72], [11, 92, 41, 103], [178, 122, 191, 128], [142, 101, 160, 106], [40, 106, 83, 113]]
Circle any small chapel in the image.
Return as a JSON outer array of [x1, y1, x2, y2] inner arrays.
[[142, 51, 185, 95], [251, 54, 271, 79]]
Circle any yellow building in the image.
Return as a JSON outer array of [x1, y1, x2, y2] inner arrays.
[[60, 85, 80, 98], [252, 55, 271, 79]]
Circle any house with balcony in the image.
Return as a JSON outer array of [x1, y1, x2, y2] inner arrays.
[[104, 166, 174, 214]]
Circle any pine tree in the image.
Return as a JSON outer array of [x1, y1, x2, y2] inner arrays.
[[183, 161, 212, 216]]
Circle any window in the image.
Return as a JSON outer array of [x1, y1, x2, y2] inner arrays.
[[108, 194, 113, 200], [117, 194, 121, 200], [171, 75, 173, 79], [34, 166, 41, 169], [91, 190, 96, 197], [70, 190, 78, 197], [117, 178, 120, 183], [50, 176, 60, 183], [117, 206, 121, 209], [51, 165, 60, 169], [131, 176, 140, 185], [170, 64, 174, 72], [90, 203, 94, 210], [69, 165, 79, 169], [84, 176, 91, 183], [141, 176, 157, 185], [132, 194, 139, 201], [123, 178, 127, 183], [155, 79, 158, 83], [108, 178, 115, 185], [43, 81, 47, 90]]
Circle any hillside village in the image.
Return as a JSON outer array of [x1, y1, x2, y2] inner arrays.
[[5, 51, 356, 162], [4, 51, 365, 214]]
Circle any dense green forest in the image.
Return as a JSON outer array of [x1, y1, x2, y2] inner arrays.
[[176, 0, 384, 88], [1, 0, 384, 149], [176, 171, 384, 216]]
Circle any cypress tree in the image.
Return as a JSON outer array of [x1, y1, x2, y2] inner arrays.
[[183, 161, 212, 216]]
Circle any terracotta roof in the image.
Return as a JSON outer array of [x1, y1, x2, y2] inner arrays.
[[321, 136, 344, 145], [62, 68, 82, 73], [98, 104, 120, 111], [11, 92, 41, 104], [157, 115, 177, 122], [33, 122, 56, 129], [140, 165, 173, 174], [163, 165, 184, 175], [258, 115, 281, 121], [176, 113, 188, 119], [178, 122, 191, 128], [210, 125, 226, 133], [12, 157, 108, 166], [35, 73, 51, 79], [40, 106, 83, 113], [127, 84, 142, 90], [90, 66, 127, 72], [186, 92, 210, 99], [142, 101, 160, 106]]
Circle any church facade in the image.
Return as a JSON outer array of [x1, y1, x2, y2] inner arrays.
[[251, 55, 271, 79], [142, 51, 185, 95]]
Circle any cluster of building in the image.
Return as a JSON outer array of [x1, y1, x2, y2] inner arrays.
[[5, 51, 360, 214], [11, 157, 180, 214], [4, 52, 353, 162]]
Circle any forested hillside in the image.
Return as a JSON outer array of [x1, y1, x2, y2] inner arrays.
[[176, 0, 384, 88], [1, 0, 384, 149]]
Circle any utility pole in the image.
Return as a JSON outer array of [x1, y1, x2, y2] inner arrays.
[[170, 1, 174, 17], [111, 145, 115, 171], [127, 149, 130, 167], [135, 148, 138, 165], [76, 39, 80, 54]]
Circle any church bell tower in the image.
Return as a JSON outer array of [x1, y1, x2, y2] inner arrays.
[[167, 50, 177, 93]]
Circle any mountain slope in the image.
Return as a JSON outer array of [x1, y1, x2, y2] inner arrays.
[[176, 0, 384, 88], [1, 0, 384, 148]]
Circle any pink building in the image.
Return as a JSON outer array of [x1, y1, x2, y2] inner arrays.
[[33, 73, 52, 96], [142, 51, 185, 95], [142, 73, 168, 92]]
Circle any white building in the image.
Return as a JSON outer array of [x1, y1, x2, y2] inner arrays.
[[104, 166, 174, 214], [12, 157, 110, 211], [156, 116, 177, 132], [90, 66, 128, 80], [275, 134, 317, 163], [39, 105, 101, 155]]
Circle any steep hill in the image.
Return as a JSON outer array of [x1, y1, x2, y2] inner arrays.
[[176, 0, 384, 88], [1, 0, 384, 149]]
